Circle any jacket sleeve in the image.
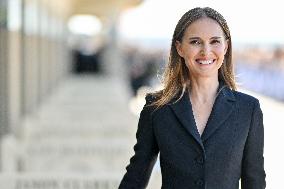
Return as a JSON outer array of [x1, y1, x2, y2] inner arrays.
[[119, 94, 159, 189], [241, 100, 266, 189]]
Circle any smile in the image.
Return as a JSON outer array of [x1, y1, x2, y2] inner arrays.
[[196, 59, 215, 65]]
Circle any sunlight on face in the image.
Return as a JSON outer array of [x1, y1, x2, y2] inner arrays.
[[176, 18, 228, 79]]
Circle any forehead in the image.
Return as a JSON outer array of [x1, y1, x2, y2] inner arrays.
[[184, 17, 225, 38]]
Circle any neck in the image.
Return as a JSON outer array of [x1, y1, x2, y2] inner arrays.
[[189, 77, 219, 104]]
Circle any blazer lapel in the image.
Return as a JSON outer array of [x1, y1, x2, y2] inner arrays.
[[201, 86, 236, 142], [169, 91, 204, 150], [169, 84, 236, 150]]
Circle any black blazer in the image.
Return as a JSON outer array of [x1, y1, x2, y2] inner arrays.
[[119, 85, 266, 189]]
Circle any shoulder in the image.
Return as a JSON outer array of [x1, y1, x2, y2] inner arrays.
[[145, 90, 163, 105], [233, 90, 259, 102], [145, 93, 157, 105], [142, 90, 167, 118], [232, 90, 261, 109], [137, 92, 162, 123]]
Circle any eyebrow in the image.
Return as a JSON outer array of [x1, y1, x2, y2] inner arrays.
[[188, 36, 223, 40]]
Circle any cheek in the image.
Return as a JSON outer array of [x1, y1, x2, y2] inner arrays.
[[214, 45, 227, 56], [184, 47, 199, 59]]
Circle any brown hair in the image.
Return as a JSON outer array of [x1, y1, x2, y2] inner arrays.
[[150, 7, 236, 108]]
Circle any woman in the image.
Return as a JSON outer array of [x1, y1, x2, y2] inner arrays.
[[119, 7, 266, 189]]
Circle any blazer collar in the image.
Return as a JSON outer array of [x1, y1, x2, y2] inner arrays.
[[169, 83, 236, 150]]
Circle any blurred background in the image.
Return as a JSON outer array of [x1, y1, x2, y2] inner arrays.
[[0, 0, 283, 188]]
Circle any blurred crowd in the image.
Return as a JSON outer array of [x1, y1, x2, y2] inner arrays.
[[122, 46, 166, 96], [72, 48, 104, 73], [122, 44, 284, 102], [235, 45, 284, 101], [70, 38, 284, 102], [71, 35, 106, 74]]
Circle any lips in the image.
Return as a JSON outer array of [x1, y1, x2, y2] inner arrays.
[[196, 59, 216, 65]]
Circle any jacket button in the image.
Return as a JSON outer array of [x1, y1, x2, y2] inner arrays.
[[195, 156, 204, 164], [195, 179, 204, 186]]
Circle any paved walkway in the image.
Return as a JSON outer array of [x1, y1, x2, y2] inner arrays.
[[1, 74, 161, 189], [1, 74, 283, 188]]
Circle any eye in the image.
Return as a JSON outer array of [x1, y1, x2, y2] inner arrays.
[[211, 39, 221, 44], [189, 40, 201, 45]]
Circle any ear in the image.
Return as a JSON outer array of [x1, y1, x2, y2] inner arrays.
[[175, 41, 184, 57]]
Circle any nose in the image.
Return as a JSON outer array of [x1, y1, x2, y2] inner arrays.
[[200, 44, 211, 56]]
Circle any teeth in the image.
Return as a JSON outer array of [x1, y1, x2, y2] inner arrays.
[[197, 60, 214, 65]]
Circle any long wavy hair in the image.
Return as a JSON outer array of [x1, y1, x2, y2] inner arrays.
[[150, 7, 236, 108]]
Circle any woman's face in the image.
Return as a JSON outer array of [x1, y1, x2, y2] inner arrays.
[[176, 17, 228, 79]]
